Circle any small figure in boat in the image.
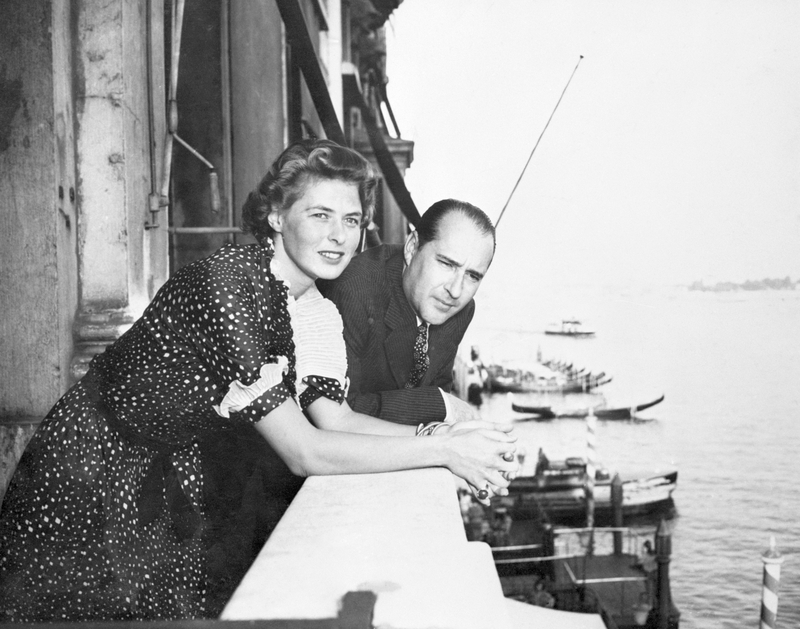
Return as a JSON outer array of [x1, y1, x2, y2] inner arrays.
[[637, 539, 658, 602], [466, 346, 486, 408], [638, 540, 657, 571], [487, 507, 512, 547], [535, 447, 550, 475], [464, 498, 486, 542], [531, 577, 556, 608], [457, 487, 473, 526]]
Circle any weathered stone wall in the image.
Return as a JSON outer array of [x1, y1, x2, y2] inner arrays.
[[0, 0, 159, 503], [0, 0, 78, 502], [0, 1, 72, 419]]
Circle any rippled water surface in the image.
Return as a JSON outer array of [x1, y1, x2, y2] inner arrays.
[[468, 284, 800, 629]]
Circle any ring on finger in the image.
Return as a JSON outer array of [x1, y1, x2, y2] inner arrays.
[[477, 485, 489, 500], [502, 451, 515, 462]]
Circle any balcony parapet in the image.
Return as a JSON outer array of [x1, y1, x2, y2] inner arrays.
[[222, 467, 512, 628]]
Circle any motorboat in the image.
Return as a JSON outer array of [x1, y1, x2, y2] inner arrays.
[[544, 319, 596, 337], [494, 456, 678, 521]]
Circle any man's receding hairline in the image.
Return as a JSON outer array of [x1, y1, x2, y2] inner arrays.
[[420, 210, 495, 246]]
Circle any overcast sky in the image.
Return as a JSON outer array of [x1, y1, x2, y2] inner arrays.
[[385, 0, 800, 288]]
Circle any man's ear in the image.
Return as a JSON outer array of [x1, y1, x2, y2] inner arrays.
[[403, 230, 419, 266]]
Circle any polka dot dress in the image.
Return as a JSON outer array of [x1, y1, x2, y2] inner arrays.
[[0, 243, 345, 621]]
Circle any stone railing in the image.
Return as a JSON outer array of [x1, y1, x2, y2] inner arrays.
[[221, 467, 513, 628]]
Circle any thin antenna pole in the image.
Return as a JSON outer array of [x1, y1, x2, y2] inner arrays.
[[496, 55, 584, 228]]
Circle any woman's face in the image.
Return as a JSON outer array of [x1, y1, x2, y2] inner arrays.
[[270, 177, 363, 289]]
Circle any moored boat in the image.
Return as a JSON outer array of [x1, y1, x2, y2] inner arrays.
[[494, 456, 678, 521], [593, 394, 664, 420], [491, 525, 681, 629], [512, 394, 665, 421], [487, 363, 611, 394], [545, 319, 596, 337], [510, 404, 557, 420]]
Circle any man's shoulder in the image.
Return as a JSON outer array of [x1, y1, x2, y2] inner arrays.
[[346, 244, 402, 275], [437, 298, 475, 336], [321, 244, 402, 293]]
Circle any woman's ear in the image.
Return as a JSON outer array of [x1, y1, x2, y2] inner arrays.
[[267, 209, 282, 234]]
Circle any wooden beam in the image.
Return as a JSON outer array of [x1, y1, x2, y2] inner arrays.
[[276, 0, 346, 145]]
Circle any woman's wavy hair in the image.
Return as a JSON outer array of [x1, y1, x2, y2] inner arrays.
[[241, 139, 379, 245]]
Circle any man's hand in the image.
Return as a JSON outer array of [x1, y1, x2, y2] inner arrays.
[[445, 393, 482, 423], [437, 420, 519, 505]]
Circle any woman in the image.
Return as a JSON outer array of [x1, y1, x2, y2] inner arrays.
[[0, 139, 517, 621]]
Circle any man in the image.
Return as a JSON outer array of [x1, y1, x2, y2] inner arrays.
[[320, 198, 495, 425]]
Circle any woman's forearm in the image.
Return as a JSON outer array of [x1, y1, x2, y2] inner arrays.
[[256, 401, 444, 475], [301, 428, 448, 476], [255, 398, 516, 494], [306, 397, 418, 436]]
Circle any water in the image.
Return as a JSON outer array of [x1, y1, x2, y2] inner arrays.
[[468, 283, 800, 629]]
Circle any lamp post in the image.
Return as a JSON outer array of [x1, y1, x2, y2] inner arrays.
[[611, 473, 623, 554], [654, 520, 673, 629]]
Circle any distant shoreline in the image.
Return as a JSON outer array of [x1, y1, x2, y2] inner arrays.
[[688, 277, 798, 292]]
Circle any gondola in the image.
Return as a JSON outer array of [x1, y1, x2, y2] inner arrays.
[[512, 394, 664, 421], [510, 404, 556, 419], [595, 394, 665, 419]]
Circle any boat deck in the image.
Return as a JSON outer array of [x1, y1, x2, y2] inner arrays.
[[555, 554, 652, 628]]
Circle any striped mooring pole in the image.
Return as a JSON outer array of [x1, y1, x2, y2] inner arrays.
[[585, 409, 597, 529], [760, 536, 783, 629]]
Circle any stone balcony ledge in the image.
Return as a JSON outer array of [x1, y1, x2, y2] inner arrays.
[[221, 467, 512, 628]]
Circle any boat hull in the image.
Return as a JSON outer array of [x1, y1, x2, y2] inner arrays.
[[512, 393, 664, 420], [491, 376, 611, 395], [544, 331, 595, 337], [496, 470, 678, 521]]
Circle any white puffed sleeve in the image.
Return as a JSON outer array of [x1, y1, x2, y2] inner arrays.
[[212, 356, 289, 418], [292, 285, 349, 401]]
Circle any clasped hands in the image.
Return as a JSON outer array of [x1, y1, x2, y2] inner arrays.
[[437, 419, 519, 506]]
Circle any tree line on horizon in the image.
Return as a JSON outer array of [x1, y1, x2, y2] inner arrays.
[[688, 276, 798, 292]]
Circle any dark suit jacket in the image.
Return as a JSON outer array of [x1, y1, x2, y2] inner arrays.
[[319, 244, 475, 424]]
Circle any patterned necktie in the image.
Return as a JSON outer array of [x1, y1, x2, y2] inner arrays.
[[405, 323, 430, 388]]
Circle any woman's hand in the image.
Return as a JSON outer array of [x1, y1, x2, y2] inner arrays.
[[437, 420, 519, 506]]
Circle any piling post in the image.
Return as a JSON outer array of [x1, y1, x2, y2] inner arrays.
[[584, 409, 597, 530], [654, 519, 672, 629], [611, 473, 623, 554], [760, 536, 784, 629], [542, 524, 556, 582]]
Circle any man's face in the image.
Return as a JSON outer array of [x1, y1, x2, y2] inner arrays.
[[402, 213, 494, 325]]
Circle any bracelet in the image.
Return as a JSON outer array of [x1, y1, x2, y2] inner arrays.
[[431, 421, 450, 435], [416, 421, 449, 436]]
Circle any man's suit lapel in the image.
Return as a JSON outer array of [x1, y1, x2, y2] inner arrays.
[[424, 321, 457, 386], [383, 252, 416, 388]]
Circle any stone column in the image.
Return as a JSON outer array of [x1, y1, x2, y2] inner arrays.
[[70, 0, 163, 381]]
